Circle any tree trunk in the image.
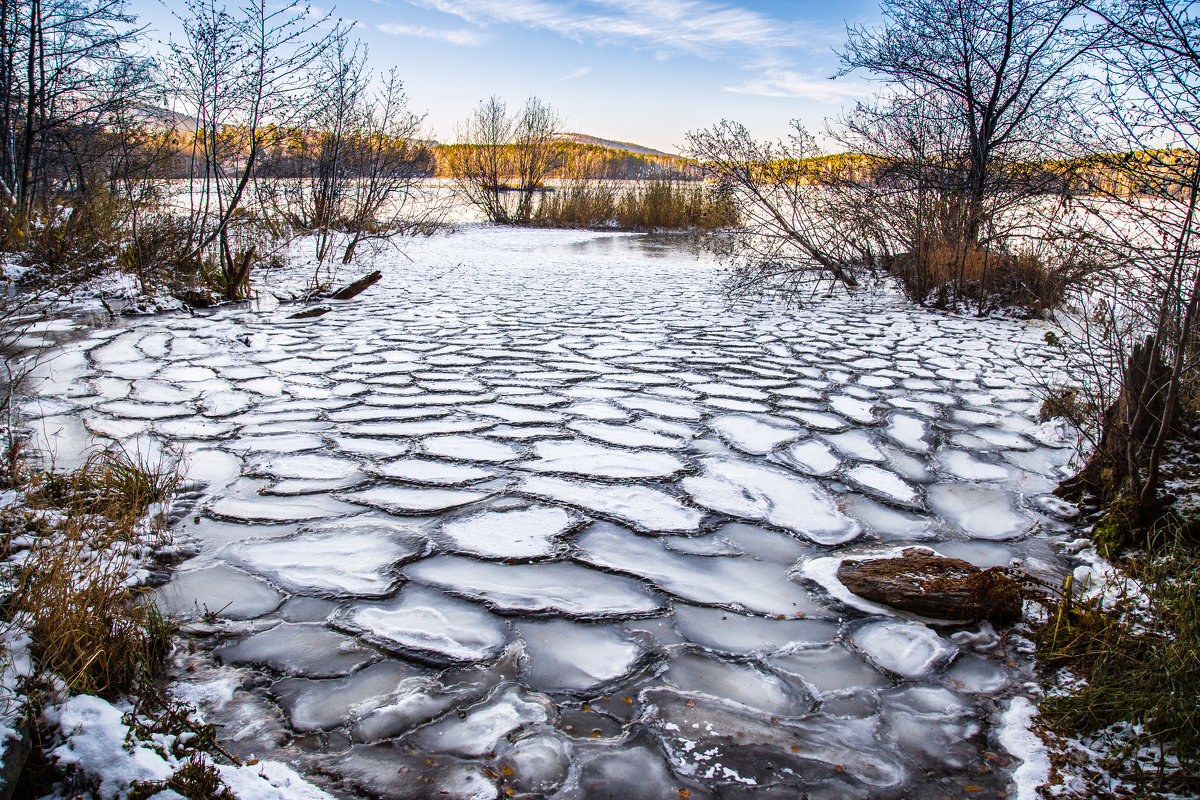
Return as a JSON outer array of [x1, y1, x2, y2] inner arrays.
[[16, 0, 36, 219], [1056, 335, 1173, 506]]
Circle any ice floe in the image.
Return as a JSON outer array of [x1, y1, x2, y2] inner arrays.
[[708, 413, 802, 455], [156, 563, 284, 621], [405, 556, 665, 618], [215, 622, 378, 677], [522, 439, 688, 479], [516, 619, 650, 694], [370, 458, 497, 485], [849, 619, 958, 679], [436, 505, 583, 560], [340, 484, 494, 515], [406, 684, 553, 757], [518, 475, 704, 533], [225, 519, 428, 596], [927, 484, 1036, 540], [421, 435, 522, 462], [333, 586, 510, 664], [681, 457, 859, 545], [576, 524, 829, 617]]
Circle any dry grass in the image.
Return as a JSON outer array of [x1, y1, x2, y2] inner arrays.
[[532, 183, 618, 227], [1035, 522, 1200, 795], [0, 442, 253, 797], [532, 179, 737, 231], [891, 239, 1070, 315], [2, 446, 179, 698], [616, 180, 717, 230]]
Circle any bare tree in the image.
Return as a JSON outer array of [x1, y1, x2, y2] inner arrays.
[[103, 77, 188, 295], [691, 0, 1104, 313], [841, 0, 1103, 244], [336, 69, 438, 265], [450, 95, 560, 224], [685, 120, 879, 295], [168, 0, 335, 298], [1051, 0, 1200, 516], [259, 46, 438, 287], [0, 0, 144, 235], [258, 27, 368, 273], [830, 88, 1099, 314], [510, 96, 559, 222], [449, 96, 509, 223]]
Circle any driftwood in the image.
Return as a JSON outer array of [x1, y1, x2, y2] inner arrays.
[[329, 270, 382, 301], [288, 306, 330, 320], [837, 549, 1023, 624], [283, 271, 382, 319]]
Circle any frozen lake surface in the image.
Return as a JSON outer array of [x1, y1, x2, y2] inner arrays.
[[30, 226, 1079, 798]]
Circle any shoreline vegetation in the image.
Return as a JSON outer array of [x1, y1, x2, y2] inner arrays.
[[529, 179, 738, 232]]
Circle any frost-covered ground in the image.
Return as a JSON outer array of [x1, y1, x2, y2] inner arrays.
[[23, 224, 1085, 798]]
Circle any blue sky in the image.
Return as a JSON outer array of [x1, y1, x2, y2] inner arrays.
[[142, 0, 884, 153]]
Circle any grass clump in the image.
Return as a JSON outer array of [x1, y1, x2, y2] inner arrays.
[[890, 239, 1073, 316], [30, 448, 178, 526], [1, 446, 180, 698], [532, 179, 737, 231], [125, 695, 241, 800], [131, 757, 236, 800], [1035, 520, 1200, 795]]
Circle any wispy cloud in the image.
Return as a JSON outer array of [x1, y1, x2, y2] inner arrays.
[[557, 66, 591, 81], [723, 69, 869, 103], [404, 0, 811, 57], [377, 21, 488, 45]]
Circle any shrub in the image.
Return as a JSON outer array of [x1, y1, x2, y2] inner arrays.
[[18, 194, 124, 287], [890, 238, 1071, 316], [118, 214, 204, 296], [531, 179, 738, 231]]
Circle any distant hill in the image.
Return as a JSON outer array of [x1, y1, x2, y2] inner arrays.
[[556, 133, 678, 159], [134, 103, 196, 131]]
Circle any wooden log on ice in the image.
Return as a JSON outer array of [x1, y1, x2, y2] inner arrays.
[[329, 270, 382, 301], [288, 306, 330, 319], [837, 548, 1023, 624]]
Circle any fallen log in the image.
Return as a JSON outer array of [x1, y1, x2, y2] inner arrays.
[[329, 270, 382, 301], [837, 549, 1023, 624], [288, 305, 331, 320]]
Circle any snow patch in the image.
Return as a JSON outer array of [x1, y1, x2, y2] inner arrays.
[[998, 696, 1050, 800]]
